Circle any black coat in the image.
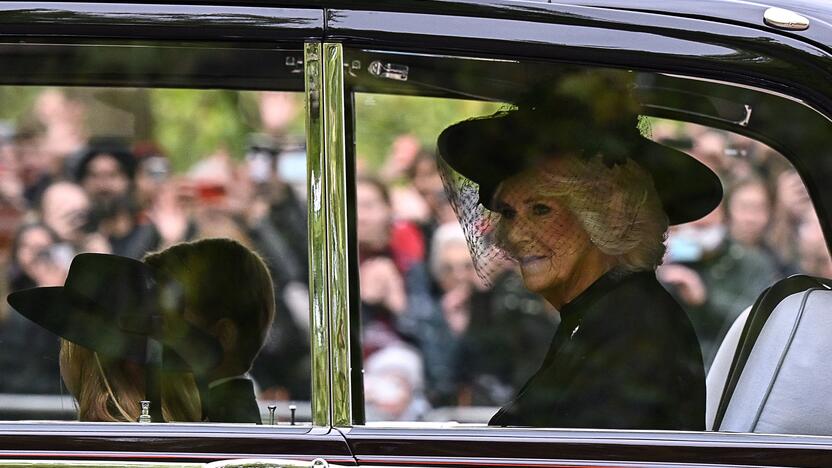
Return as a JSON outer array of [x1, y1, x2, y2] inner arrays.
[[490, 270, 705, 430], [200, 378, 261, 424]]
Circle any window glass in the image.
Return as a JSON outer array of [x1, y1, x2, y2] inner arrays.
[[346, 49, 832, 430], [0, 42, 311, 424]]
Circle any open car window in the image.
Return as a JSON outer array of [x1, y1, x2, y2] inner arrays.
[[0, 40, 312, 425], [345, 48, 832, 433]]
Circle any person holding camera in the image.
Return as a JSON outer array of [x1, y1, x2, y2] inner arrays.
[[75, 144, 166, 259]]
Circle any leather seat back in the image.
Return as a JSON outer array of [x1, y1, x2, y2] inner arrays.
[[707, 275, 832, 434], [705, 306, 748, 430]]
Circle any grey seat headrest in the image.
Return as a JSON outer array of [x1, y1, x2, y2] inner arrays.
[[715, 289, 832, 435]]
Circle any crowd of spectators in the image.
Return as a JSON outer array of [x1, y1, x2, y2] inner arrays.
[[0, 87, 829, 424], [0, 89, 312, 405]]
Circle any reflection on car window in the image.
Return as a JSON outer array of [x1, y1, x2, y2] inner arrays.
[[348, 57, 831, 430], [0, 84, 311, 424]]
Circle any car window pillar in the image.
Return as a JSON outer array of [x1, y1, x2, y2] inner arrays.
[[306, 42, 353, 428]]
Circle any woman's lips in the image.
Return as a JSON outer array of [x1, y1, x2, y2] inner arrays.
[[519, 255, 550, 269]]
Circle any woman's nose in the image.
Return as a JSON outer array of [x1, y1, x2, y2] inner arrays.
[[499, 219, 529, 251]]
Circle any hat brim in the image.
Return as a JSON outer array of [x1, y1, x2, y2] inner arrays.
[[7, 254, 223, 373], [8, 286, 149, 362], [438, 114, 722, 226]]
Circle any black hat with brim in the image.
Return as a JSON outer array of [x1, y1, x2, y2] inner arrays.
[[7, 253, 222, 373], [437, 100, 722, 226]]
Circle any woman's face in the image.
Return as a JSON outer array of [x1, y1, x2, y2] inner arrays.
[[16, 226, 54, 273], [493, 165, 605, 303], [356, 181, 392, 251], [728, 182, 770, 247], [436, 242, 476, 292]]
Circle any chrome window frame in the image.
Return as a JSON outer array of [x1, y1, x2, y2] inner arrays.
[[306, 42, 352, 428]]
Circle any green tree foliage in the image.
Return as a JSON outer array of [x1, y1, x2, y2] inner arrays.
[[354, 93, 502, 170], [0, 87, 42, 127], [149, 89, 259, 172]]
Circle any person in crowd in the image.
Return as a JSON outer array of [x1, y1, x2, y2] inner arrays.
[[689, 130, 730, 176], [364, 344, 430, 421], [726, 176, 772, 249], [7, 223, 68, 291], [437, 75, 712, 429], [11, 125, 53, 206], [0, 123, 25, 214], [769, 169, 814, 269], [74, 145, 160, 258], [9, 238, 275, 423], [356, 176, 424, 357], [0, 223, 66, 394], [429, 224, 478, 337], [797, 214, 832, 278], [132, 142, 172, 213], [358, 176, 425, 277], [408, 152, 458, 255], [39, 181, 110, 254], [401, 223, 476, 406], [0, 125, 30, 266], [725, 175, 793, 274], [660, 202, 779, 366], [34, 89, 87, 174]]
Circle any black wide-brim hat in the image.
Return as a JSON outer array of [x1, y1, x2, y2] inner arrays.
[[437, 85, 722, 226], [7, 253, 222, 373]]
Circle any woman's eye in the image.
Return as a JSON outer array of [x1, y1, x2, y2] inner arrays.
[[532, 203, 552, 216]]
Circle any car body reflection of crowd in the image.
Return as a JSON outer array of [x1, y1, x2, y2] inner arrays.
[[358, 124, 832, 422], [0, 89, 311, 407]]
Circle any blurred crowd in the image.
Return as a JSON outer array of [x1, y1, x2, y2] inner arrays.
[[0, 89, 312, 403], [356, 123, 832, 421], [0, 87, 828, 424], [654, 123, 832, 365]]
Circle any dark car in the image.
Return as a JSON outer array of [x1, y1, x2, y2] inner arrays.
[[1, 0, 832, 467]]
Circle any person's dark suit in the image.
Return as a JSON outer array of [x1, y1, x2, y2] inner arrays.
[[200, 378, 261, 424]]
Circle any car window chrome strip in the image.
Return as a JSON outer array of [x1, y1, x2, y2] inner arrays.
[[0, 462, 200, 468], [322, 42, 353, 428], [305, 41, 332, 428], [0, 3, 322, 40]]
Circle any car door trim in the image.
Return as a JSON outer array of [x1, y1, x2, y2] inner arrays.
[[0, 2, 322, 40]]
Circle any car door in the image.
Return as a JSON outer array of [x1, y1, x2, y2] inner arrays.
[[0, 2, 356, 465], [324, 2, 832, 467]]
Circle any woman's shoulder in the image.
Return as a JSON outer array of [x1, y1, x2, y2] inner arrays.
[[584, 270, 700, 340]]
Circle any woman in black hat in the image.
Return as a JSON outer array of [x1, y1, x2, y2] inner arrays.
[[9, 238, 274, 423], [437, 73, 720, 430]]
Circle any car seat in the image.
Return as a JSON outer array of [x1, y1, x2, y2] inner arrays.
[[706, 275, 832, 434]]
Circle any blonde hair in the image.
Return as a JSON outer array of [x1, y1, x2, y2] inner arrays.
[[539, 155, 668, 272], [60, 340, 201, 422]]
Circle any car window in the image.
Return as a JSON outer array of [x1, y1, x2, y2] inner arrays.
[[0, 41, 312, 425], [345, 48, 832, 430]]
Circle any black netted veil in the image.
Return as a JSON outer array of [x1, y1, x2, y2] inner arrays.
[[437, 155, 513, 284]]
